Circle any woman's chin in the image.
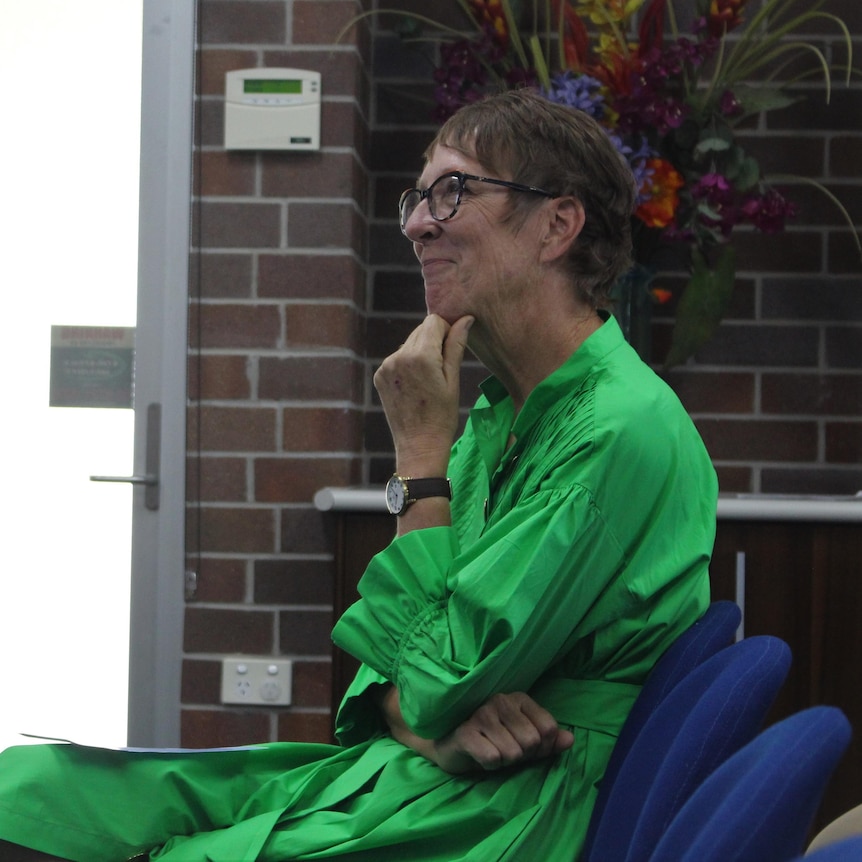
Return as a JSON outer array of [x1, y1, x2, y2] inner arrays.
[[424, 290, 461, 325], [425, 307, 463, 327]]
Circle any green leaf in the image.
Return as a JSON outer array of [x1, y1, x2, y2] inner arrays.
[[394, 17, 423, 38], [723, 145, 746, 170], [733, 85, 803, 116], [663, 246, 737, 368], [528, 33, 550, 88], [696, 202, 723, 221], [734, 156, 761, 191], [693, 137, 731, 160]]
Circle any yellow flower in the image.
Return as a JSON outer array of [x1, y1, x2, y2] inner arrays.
[[573, 0, 642, 66], [575, 0, 645, 26], [596, 31, 632, 58], [468, 0, 509, 43]]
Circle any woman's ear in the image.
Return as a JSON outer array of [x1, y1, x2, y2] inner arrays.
[[541, 197, 585, 263]]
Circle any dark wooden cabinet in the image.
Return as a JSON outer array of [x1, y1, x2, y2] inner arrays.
[[331, 512, 395, 716], [710, 518, 862, 830], [327, 501, 862, 830]]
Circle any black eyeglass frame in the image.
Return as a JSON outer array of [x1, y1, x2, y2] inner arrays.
[[398, 171, 556, 234]]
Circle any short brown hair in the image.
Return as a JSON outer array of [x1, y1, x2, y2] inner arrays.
[[426, 88, 637, 306]]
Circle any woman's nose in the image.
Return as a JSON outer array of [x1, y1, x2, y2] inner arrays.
[[403, 199, 439, 242]]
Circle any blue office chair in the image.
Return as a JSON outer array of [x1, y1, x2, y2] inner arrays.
[[582, 600, 741, 857], [586, 634, 790, 862], [648, 706, 852, 862]]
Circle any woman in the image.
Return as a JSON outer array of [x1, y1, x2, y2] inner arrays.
[[0, 89, 717, 861]]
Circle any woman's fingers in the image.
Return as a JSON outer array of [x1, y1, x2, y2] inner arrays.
[[438, 692, 574, 773]]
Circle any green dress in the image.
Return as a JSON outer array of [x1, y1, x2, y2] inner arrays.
[[0, 316, 717, 861]]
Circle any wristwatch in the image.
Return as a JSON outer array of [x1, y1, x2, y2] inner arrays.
[[385, 475, 452, 516]]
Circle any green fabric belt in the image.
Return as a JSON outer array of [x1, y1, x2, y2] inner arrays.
[[530, 677, 641, 735]]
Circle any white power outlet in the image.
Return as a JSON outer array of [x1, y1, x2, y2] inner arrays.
[[221, 658, 293, 706]]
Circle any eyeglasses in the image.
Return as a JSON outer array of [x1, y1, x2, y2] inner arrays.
[[398, 171, 555, 234]]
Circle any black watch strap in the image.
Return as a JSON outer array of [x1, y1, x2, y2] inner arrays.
[[404, 477, 452, 504]]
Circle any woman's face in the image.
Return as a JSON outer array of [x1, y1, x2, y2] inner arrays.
[[402, 144, 549, 328]]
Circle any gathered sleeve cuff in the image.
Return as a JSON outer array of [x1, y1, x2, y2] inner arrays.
[[331, 527, 460, 745]]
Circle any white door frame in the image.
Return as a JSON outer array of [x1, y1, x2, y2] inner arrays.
[[127, 0, 195, 748]]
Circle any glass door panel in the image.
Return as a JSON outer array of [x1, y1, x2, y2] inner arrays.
[[0, 1, 143, 750]]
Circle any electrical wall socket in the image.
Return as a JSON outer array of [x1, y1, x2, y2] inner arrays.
[[221, 658, 293, 706]]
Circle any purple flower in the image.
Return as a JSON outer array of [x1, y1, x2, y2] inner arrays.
[[541, 72, 656, 203], [543, 72, 606, 119], [719, 89, 743, 117], [692, 173, 733, 199], [615, 81, 688, 136], [431, 39, 488, 121], [740, 188, 801, 233], [615, 36, 717, 136], [691, 172, 739, 236], [608, 132, 657, 203]]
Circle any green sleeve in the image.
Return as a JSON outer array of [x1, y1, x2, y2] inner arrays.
[[332, 662, 391, 747], [331, 485, 635, 741]]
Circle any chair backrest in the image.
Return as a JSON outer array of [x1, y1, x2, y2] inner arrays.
[[649, 706, 852, 862], [586, 633, 791, 862], [582, 600, 741, 857]]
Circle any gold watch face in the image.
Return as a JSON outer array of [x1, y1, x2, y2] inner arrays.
[[385, 476, 407, 514]]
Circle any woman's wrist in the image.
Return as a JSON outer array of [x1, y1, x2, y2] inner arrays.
[[395, 497, 452, 536], [393, 454, 451, 480]]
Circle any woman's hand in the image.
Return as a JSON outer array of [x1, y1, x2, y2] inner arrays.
[[379, 686, 574, 775], [373, 314, 474, 478], [431, 692, 575, 774]]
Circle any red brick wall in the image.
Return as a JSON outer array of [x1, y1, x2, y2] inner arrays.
[[182, 0, 861, 746], [183, 0, 371, 746]]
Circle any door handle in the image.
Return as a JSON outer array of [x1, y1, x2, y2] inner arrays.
[[90, 474, 157, 485], [91, 403, 161, 511]]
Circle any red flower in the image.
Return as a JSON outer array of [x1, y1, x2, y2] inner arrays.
[[708, 0, 747, 38], [638, 0, 668, 58], [636, 159, 684, 229], [551, 0, 590, 71]]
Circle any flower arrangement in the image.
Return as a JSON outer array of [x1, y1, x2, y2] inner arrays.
[[370, 0, 858, 365]]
